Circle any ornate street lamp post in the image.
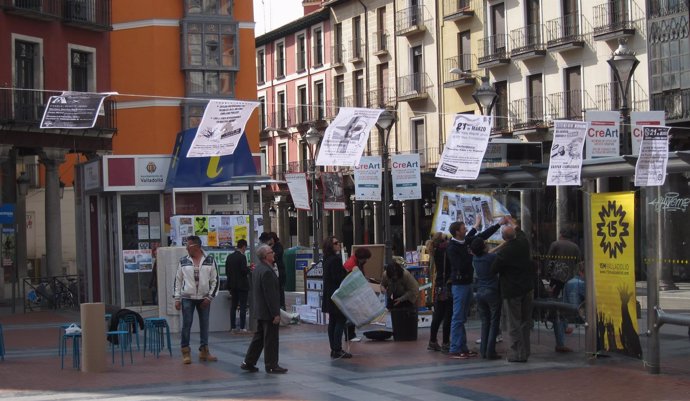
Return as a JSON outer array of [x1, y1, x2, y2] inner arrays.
[[472, 76, 499, 116], [304, 126, 323, 262], [607, 38, 639, 156], [376, 110, 397, 265]]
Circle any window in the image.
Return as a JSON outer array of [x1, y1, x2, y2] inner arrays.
[[353, 16, 362, 59], [335, 75, 345, 107], [187, 71, 234, 96], [185, 0, 232, 16], [565, 66, 582, 120], [257, 49, 265, 84], [491, 3, 506, 54], [297, 34, 306, 72], [258, 96, 266, 130], [13, 38, 41, 121], [334, 23, 343, 64], [411, 119, 426, 166], [376, 63, 389, 107], [69, 47, 95, 92], [182, 103, 206, 129], [314, 81, 325, 120], [277, 91, 286, 127], [528, 74, 543, 123], [313, 28, 323, 66], [458, 30, 471, 71], [354, 70, 364, 107], [182, 22, 238, 70], [278, 143, 287, 174], [298, 85, 308, 123], [494, 81, 509, 130], [276, 42, 285, 78], [376, 7, 387, 52]]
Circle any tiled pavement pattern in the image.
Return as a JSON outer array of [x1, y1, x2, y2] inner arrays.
[[1, 308, 690, 401]]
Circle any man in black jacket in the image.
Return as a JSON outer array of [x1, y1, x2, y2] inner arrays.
[[446, 214, 505, 358], [225, 239, 249, 332]]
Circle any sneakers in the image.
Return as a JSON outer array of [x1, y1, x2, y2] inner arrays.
[[266, 365, 288, 374], [349, 336, 362, 343], [441, 343, 450, 353], [496, 334, 503, 343], [555, 345, 573, 353], [331, 349, 353, 359], [427, 342, 442, 351], [450, 350, 478, 359], [475, 338, 482, 344], [240, 362, 259, 372]]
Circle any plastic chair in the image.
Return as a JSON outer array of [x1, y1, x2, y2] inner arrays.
[[119, 314, 141, 351], [57, 323, 75, 356], [60, 331, 81, 370], [106, 329, 133, 366], [0, 322, 5, 361], [143, 318, 172, 358]]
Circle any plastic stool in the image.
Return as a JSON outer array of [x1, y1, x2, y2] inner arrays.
[[143, 318, 172, 358], [106, 330, 133, 366], [119, 315, 141, 351], [0, 323, 5, 361], [61, 332, 81, 369], [57, 323, 78, 357]]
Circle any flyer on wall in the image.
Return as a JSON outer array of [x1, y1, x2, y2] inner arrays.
[[187, 100, 259, 157], [354, 155, 382, 201], [316, 107, 384, 166], [546, 120, 587, 186], [436, 114, 493, 180], [634, 126, 670, 187], [631, 111, 665, 156], [285, 172, 311, 209], [391, 153, 422, 201]]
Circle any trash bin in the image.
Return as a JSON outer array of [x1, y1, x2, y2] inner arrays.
[[390, 307, 418, 341], [294, 248, 314, 293], [283, 247, 297, 292]]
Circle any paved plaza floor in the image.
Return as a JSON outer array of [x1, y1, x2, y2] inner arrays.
[[1, 304, 689, 401]]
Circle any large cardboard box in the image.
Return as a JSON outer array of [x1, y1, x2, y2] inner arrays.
[[351, 244, 385, 282]]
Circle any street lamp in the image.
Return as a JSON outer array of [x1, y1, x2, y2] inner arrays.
[[376, 109, 397, 265], [287, 205, 297, 219], [388, 202, 397, 217], [268, 204, 277, 219], [423, 199, 433, 216], [303, 126, 323, 262], [607, 38, 639, 156], [472, 76, 499, 116]]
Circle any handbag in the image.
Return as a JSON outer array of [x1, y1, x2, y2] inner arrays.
[[434, 253, 449, 302]]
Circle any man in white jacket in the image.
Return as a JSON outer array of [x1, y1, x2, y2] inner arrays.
[[174, 235, 219, 364]]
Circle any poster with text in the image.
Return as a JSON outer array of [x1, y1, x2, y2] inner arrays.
[[436, 114, 493, 180], [285, 172, 311, 210], [391, 153, 422, 201], [547, 120, 587, 186], [316, 107, 384, 166], [354, 156, 382, 201], [123, 249, 153, 273], [586, 111, 620, 158], [591, 192, 641, 359], [321, 172, 346, 210], [631, 111, 665, 156], [187, 100, 259, 157], [634, 126, 669, 186], [430, 189, 511, 240], [40, 92, 110, 129]]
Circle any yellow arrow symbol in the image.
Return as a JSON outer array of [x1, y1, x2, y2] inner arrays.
[[207, 156, 223, 178]]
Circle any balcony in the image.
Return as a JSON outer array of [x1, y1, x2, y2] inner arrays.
[[269, 161, 309, 180], [397, 73, 433, 102], [367, 87, 397, 109], [595, 80, 648, 112], [395, 5, 427, 37], [61, 0, 112, 31], [443, 54, 477, 89], [331, 44, 345, 68], [1, 0, 60, 21], [348, 39, 364, 64], [443, 0, 476, 22], [266, 111, 288, 130], [546, 14, 586, 52], [372, 31, 389, 56], [651, 89, 690, 122], [546, 90, 597, 121], [0, 88, 117, 151], [325, 97, 353, 120], [511, 96, 552, 131], [477, 34, 510, 68], [592, 1, 636, 41], [510, 24, 547, 60]]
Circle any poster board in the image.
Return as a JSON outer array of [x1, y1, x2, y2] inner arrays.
[[352, 244, 385, 282]]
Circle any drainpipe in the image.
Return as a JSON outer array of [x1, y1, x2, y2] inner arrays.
[[357, 0, 370, 102], [435, 0, 444, 151]]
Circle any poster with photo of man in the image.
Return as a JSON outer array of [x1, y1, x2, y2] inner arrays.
[[321, 172, 346, 209], [316, 107, 384, 166]]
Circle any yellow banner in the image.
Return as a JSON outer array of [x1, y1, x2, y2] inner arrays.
[[591, 192, 642, 359]]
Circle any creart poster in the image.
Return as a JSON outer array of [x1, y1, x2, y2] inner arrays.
[[354, 156, 382, 201], [391, 153, 421, 201], [591, 192, 641, 359], [585, 111, 620, 158]]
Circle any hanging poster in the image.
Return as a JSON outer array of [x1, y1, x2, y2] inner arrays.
[[430, 189, 511, 241], [40, 92, 111, 129], [585, 111, 620, 158], [285, 172, 311, 210], [631, 111, 665, 156], [186, 100, 259, 157], [149, 212, 161, 240], [634, 126, 670, 187], [436, 114, 493, 180], [123, 249, 153, 273], [391, 153, 422, 201], [354, 156, 382, 201], [590, 192, 641, 359], [547, 120, 587, 186], [137, 212, 149, 240], [321, 172, 346, 210], [316, 107, 384, 166], [234, 225, 248, 243]]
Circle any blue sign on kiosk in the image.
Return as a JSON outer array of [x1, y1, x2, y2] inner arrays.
[[0, 204, 15, 224]]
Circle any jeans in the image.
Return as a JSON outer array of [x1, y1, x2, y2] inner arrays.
[[230, 289, 248, 330], [429, 297, 452, 345], [450, 284, 473, 353], [181, 298, 210, 349], [327, 312, 347, 352], [553, 314, 567, 347], [476, 287, 502, 358]]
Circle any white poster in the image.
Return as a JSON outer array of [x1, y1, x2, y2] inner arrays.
[[632, 111, 665, 156], [316, 107, 384, 166], [187, 100, 259, 157], [431, 189, 511, 241], [354, 156, 382, 201], [635, 126, 670, 187], [285, 173, 311, 210], [547, 120, 588, 186], [391, 154, 422, 201], [586, 111, 620, 158], [40, 92, 111, 129], [436, 114, 493, 180]]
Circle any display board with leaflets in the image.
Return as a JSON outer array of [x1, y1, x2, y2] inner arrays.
[[169, 214, 264, 248]]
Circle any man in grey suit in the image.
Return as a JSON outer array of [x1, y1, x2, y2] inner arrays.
[[241, 244, 287, 374]]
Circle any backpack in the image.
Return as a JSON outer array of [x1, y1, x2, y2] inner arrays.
[[546, 260, 571, 285]]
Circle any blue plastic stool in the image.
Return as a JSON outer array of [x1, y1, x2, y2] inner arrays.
[[107, 330, 133, 366], [0, 322, 5, 361], [143, 318, 172, 358], [57, 323, 76, 356], [60, 332, 81, 369], [119, 315, 141, 351]]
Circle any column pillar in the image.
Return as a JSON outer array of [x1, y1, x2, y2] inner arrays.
[[351, 197, 362, 245], [40, 148, 67, 278], [0, 145, 15, 304], [274, 196, 289, 247], [373, 202, 380, 244], [297, 210, 308, 247], [556, 186, 569, 240]]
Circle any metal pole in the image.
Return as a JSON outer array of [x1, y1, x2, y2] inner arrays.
[[248, 183, 257, 333], [582, 179, 598, 360], [310, 158, 319, 262], [383, 127, 392, 266], [647, 185, 662, 374]]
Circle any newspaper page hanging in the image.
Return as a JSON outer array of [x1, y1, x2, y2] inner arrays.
[[547, 120, 588, 186], [315, 107, 384, 167], [321, 172, 346, 209], [634, 126, 670, 186], [585, 110, 620, 158], [187, 100, 259, 157], [391, 153, 422, 201], [631, 111, 665, 156], [430, 189, 511, 241], [354, 156, 382, 201], [436, 114, 493, 180], [40, 92, 112, 129], [285, 172, 311, 210]]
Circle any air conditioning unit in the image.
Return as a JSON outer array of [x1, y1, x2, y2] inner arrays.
[[66, 0, 87, 21]]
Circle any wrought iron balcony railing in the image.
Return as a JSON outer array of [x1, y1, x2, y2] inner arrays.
[[592, 1, 636, 40], [510, 24, 546, 58], [546, 90, 597, 121], [546, 14, 587, 50], [331, 44, 345, 66], [443, 0, 477, 21], [1, 0, 112, 30], [477, 34, 510, 66], [443, 54, 477, 87], [367, 87, 397, 109], [595, 80, 648, 112], [372, 31, 389, 54], [511, 96, 551, 130], [348, 39, 364, 62], [397, 73, 433, 101], [395, 5, 427, 36]]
